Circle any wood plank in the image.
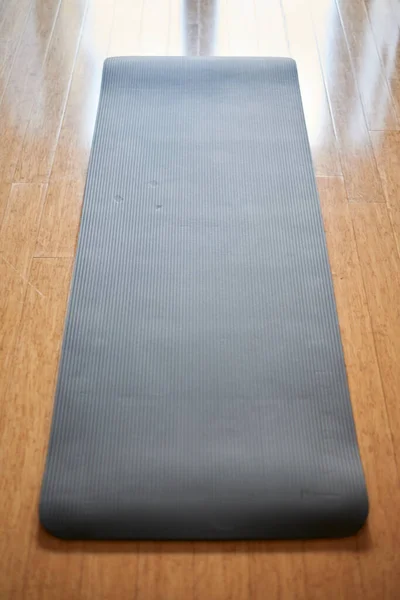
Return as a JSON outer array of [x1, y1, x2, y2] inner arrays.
[[318, 177, 400, 599], [22, 531, 82, 600], [0, 0, 31, 39], [0, 181, 11, 226], [281, 0, 341, 176], [303, 541, 362, 600], [135, 543, 193, 600], [254, 0, 289, 57], [0, 258, 25, 402], [363, 0, 400, 78], [1, 0, 400, 596], [387, 77, 400, 129], [194, 543, 249, 600], [336, 0, 398, 131], [80, 545, 139, 600], [15, 258, 81, 600], [308, 0, 385, 202], [249, 542, 306, 600], [0, 257, 75, 599], [363, 0, 400, 126], [350, 202, 400, 461], [50, 0, 115, 181], [35, 179, 84, 258], [0, 183, 47, 277], [370, 130, 400, 255], [14, 0, 89, 183], [0, 0, 62, 183], [0, 0, 32, 102]]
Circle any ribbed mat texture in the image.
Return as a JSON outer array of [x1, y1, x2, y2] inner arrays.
[[40, 57, 368, 540]]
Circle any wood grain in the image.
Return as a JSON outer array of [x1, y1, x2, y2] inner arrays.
[[14, 0, 89, 183], [0, 181, 11, 226], [249, 542, 306, 600], [363, 0, 400, 126], [308, 0, 385, 202], [0, 183, 47, 277], [300, 178, 361, 600], [17, 258, 81, 600], [136, 543, 194, 600], [387, 77, 400, 130], [318, 177, 400, 599], [80, 545, 139, 600], [350, 203, 400, 464], [0, 258, 74, 599], [336, 0, 398, 131], [194, 543, 248, 600], [50, 0, 115, 182], [282, 0, 341, 176], [363, 0, 400, 95], [0, 0, 32, 101], [35, 179, 84, 258], [0, 0, 61, 182], [0, 0, 400, 597], [0, 257, 25, 401], [370, 130, 400, 254], [0, 0, 31, 44]]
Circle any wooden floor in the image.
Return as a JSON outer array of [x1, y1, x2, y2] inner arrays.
[[1, 0, 400, 597]]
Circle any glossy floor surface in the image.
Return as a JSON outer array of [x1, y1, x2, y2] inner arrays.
[[0, 0, 400, 598]]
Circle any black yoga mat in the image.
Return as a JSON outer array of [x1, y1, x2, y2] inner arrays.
[[40, 57, 368, 540]]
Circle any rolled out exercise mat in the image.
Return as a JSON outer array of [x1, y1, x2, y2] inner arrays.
[[40, 57, 368, 540]]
